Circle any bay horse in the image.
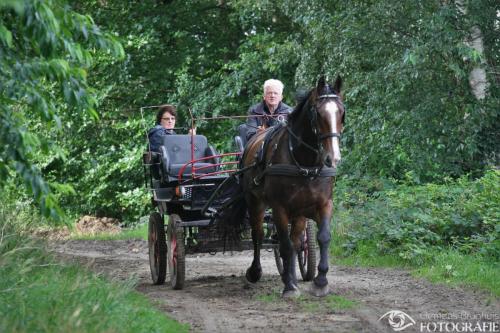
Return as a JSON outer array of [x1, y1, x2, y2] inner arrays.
[[241, 76, 345, 297]]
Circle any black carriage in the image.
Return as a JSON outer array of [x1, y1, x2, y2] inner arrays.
[[142, 122, 317, 289]]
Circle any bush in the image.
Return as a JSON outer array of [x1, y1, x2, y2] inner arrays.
[[334, 170, 500, 264]]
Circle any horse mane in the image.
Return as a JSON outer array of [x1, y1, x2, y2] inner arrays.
[[289, 89, 314, 123], [289, 83, 338, 123]]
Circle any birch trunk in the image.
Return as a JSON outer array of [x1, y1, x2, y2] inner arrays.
[[456, 0, 489, 100], [467, 26, 488, 100]]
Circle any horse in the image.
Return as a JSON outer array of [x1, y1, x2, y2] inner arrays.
[[240, 76, 345, 297]]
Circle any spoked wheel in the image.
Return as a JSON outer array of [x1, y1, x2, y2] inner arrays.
[[167, 214, 185, 290], [148, 212, 167, 285], [297, 220, 317, 281]]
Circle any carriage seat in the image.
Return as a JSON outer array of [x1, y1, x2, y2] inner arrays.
[[159, 134, 220, 180], [234, 123, 249, 152]]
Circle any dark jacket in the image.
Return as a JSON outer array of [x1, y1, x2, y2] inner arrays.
[[148, 125, 176, 152], [245, 101, 292, 140]]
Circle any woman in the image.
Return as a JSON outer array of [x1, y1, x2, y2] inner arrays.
[[148, 104, 196, 152]]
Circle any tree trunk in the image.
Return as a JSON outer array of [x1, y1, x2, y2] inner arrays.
[[456, 1, 489, 100]]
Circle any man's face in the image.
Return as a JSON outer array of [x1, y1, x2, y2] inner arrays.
[[160, 111, 176, 129], [263, 85, 283, 110]]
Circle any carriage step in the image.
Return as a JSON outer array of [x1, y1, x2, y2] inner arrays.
[[178, 220, 212, 227], [185, 239, 277, 254]]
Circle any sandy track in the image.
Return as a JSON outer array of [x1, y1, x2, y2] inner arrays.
[[51, 239, 499, 333]]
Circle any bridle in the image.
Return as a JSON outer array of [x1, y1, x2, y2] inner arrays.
[[287, 92, 344, 168], [315, 94, 344, 141]]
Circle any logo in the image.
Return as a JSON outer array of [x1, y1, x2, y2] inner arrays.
[[379, 310, 417, 331]]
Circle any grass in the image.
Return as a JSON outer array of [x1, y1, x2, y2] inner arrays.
[[331, 237, 404, 268], [414, 249, 500, 298], [255, 288, 282, 303], [0, 236, 188, 333], [299, 294, 358, 312], [331, 239, 500, 297], [71, 223, 148, 241], [0, 200, 187, 333], [255, 288, 358, 313]]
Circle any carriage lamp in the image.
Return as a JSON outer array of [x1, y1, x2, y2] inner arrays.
[[175, 185, 186, 198]]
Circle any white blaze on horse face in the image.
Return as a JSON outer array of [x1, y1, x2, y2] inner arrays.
[[324, 101, 341, 166]]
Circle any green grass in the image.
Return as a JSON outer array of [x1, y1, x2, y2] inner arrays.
[[331, 239, 500, 297], [0, 238, 188, 332], [71, 223, 148, 241], [299, 294, 358, 312], [255, 287, 358, 313], [0, 200, 187, 333], [414, 250, 500, 298], [324, 294, 358, 311], [255, 288, 282, 302], [331, 237, 405, 268]]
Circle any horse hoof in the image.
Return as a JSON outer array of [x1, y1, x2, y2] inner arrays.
[[282, 288, 301, 298], [245, 267, 262, 283], [309, 283, 329, 297], [313, 275, 328, 288]]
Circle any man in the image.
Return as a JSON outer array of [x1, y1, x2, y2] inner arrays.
[[245, 79, 292, 141]]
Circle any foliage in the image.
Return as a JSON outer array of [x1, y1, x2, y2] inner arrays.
[[272, 0, 499, 180], [57, 0, 498, 223], [4, 0, 497, 223], [0, 0, 124, 219], [333, 169, 500, 264]]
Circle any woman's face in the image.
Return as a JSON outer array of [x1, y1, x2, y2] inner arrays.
[[160, 111, 176, 129]]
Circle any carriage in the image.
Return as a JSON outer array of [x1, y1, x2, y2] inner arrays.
[[142, 117, 317, 290], [142, 76, 344, 296]]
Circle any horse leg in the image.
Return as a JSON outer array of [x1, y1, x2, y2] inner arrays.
[[274, 207, 299, 297], [289, 217, 306, 287], [311, 201, 333, 297], [245, 197, 265, 283]]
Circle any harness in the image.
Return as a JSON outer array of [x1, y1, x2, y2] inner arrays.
[[250, 93, 343, 184]]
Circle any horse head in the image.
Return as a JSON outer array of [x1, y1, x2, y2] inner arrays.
[[312, 76, 345, 168]]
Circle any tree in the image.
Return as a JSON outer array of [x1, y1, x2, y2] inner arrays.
[[24, 0, 497, 223], [0, 0, 123, 219]]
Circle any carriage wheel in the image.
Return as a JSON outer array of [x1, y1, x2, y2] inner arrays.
[[297, 220, 317, 281], [167, 214, 185, 290], [148, 212, 167, 285]]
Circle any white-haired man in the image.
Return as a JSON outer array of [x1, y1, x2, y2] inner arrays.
[[245, 79, 292, 141]]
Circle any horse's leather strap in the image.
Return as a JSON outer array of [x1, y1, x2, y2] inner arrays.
[[263, 164, 336, 177]]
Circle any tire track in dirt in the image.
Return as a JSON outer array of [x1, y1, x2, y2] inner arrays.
[[51, 239, 499, 333]]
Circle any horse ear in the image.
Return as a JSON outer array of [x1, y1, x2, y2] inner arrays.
[[316, 76, 326, 94], [333, 75, 342, 93]]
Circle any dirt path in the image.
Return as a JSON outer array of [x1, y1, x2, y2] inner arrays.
[[51, 239, 499, 333]]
